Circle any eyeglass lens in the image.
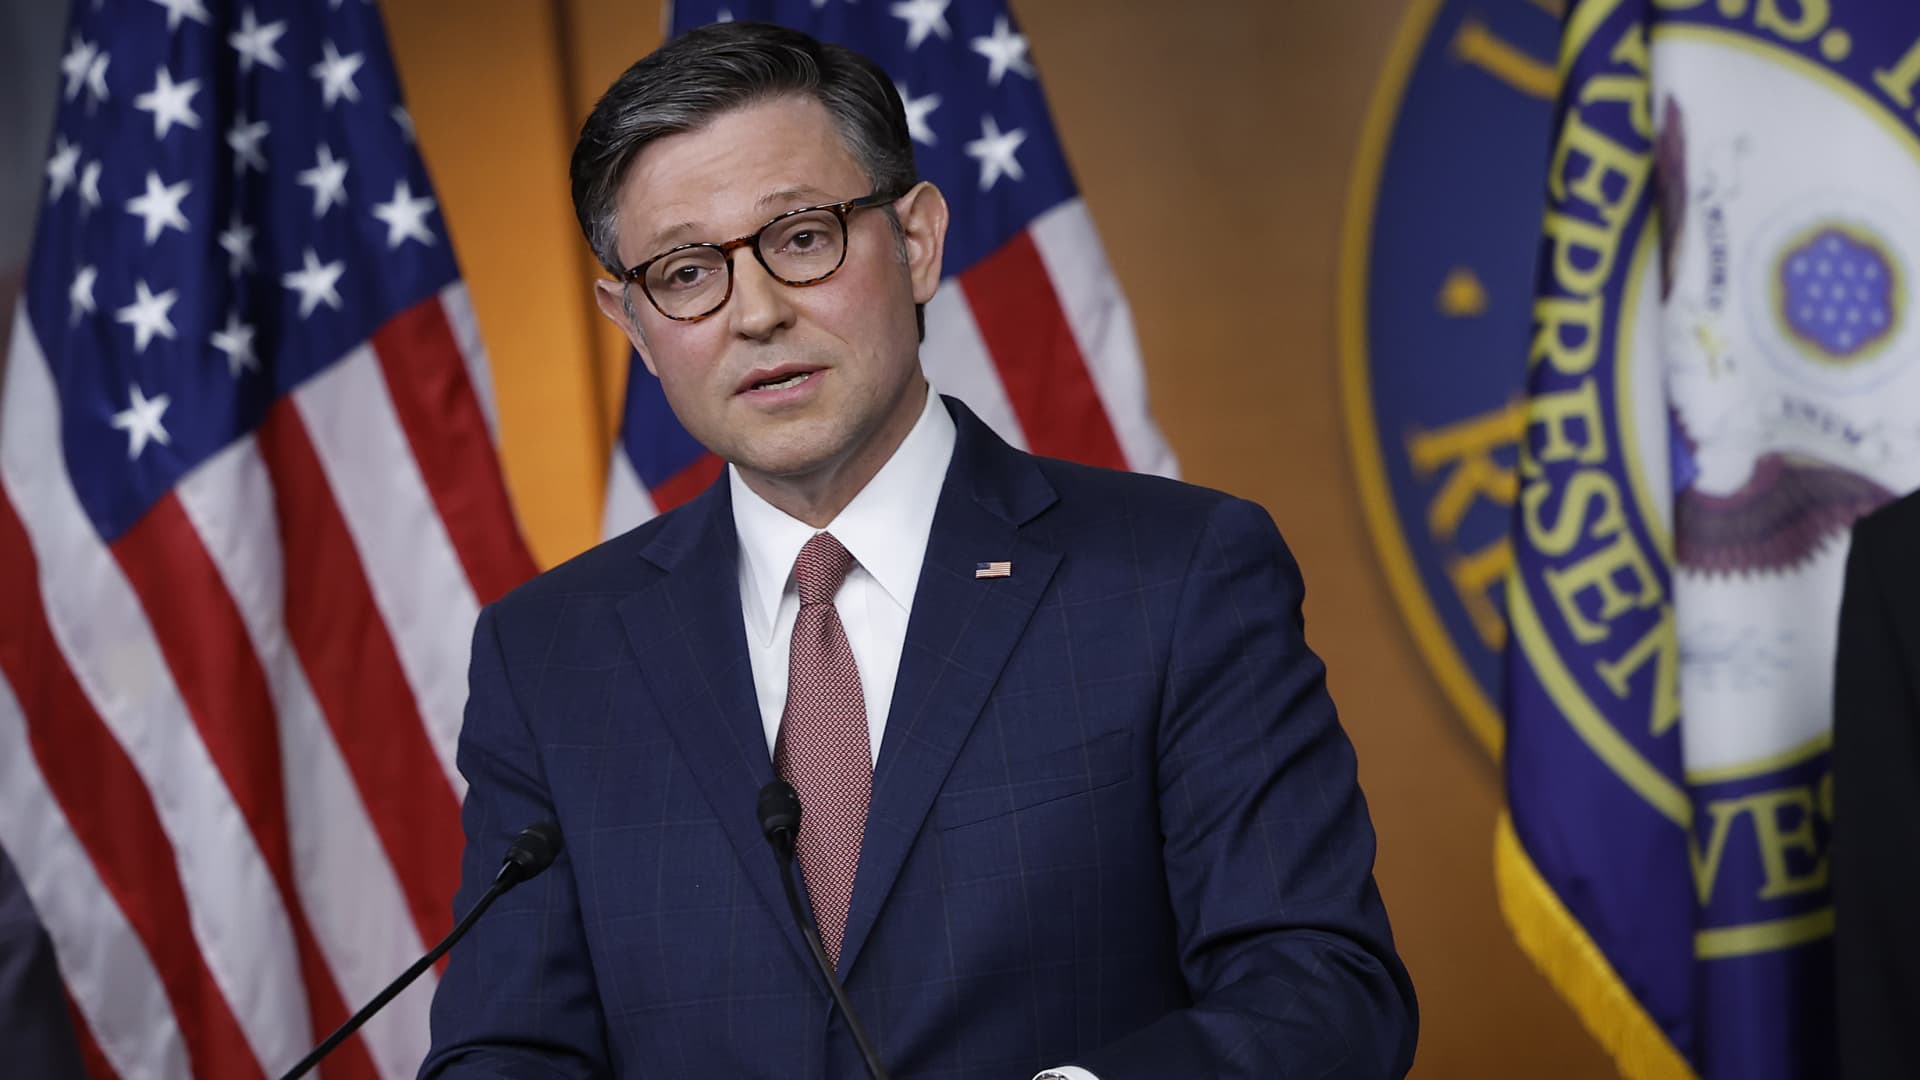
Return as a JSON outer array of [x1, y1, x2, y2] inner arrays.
[[644, 207, 850, 319]]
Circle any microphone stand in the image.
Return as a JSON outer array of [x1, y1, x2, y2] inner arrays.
[[278, 822, 562, 1080], [759, 782, 890, 1080]]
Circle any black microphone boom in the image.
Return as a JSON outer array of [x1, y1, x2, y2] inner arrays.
[[756, 780, 889, 1080], [497, 819, 563, 885], [277, 820, 564, 1080]]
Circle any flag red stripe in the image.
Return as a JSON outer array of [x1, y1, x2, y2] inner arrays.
[[110, 496, 378, 1080], [0, 492, 262, 1079], [257, 401, 462, 949], [372, 298, 539, 602], [649, 453, 725, 512], [959, 230, 1128, 469]]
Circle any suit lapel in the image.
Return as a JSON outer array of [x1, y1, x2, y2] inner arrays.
[[836, 398, 1060, 977], [615, 480, 820, 980]]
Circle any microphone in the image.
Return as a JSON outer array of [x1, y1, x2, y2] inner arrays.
[[757, 781, 889, 1080], [277, 821, 565, 1080]]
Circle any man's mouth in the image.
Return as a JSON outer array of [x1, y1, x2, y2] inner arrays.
[[752, 370, 813, 391]]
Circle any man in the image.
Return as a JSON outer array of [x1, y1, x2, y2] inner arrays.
[[1834, 486, 1920, 1078], [423, 21, 1415, 1079]]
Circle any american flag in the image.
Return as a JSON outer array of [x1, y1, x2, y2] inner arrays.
[[600, 0, 1177, 536], [0, 1, 537, 1077]]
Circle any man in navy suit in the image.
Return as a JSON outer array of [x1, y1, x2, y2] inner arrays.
[[422, 21, 1416, 1079]]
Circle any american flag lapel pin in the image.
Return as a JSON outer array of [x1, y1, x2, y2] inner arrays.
[[975, 561, 1012, 579]]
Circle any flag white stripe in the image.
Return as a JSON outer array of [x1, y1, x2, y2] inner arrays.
[[601, 443, 660, 539], [438, 283, 500, 445], [922, 282, 1029, 452], [1, 310, 306, 1074], [293, 347, 477, 798], [175, 438, 434, 1080], [1028, 200, 1178, 477], [0, 669, 189, 1080]]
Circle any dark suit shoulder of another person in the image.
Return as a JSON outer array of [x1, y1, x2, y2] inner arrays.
[[1834, 486, 1920, 1080], [0, 845, 89, 1078], [1851, 489, 1920, 594]]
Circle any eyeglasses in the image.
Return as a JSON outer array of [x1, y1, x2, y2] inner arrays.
[[620, 192, 898, 322]]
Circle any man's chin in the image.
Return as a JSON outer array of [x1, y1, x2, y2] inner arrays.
[[730, 437, 848, 487]]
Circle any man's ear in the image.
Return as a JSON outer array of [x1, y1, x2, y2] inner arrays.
[[593, 278, 658, 374], [894, 181, 949, 305]]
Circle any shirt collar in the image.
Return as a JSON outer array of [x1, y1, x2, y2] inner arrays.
[[731, 387, 957, 645]]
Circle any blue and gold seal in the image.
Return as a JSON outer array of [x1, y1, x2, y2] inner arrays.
[[1340, 0, 1564, 756]]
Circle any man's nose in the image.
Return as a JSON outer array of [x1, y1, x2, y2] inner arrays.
[[727, 253, 797, 340]]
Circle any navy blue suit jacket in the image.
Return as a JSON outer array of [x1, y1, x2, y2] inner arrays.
[[422, 398, 1417, 1079]]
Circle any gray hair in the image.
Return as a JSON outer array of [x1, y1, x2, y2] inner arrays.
[[571, 21, 919, 279]]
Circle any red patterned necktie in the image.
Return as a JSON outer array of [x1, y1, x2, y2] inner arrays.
[[774, 531, 871, 966]]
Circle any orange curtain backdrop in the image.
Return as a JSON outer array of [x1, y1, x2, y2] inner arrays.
[[383, 2, 1616, 1075], [384, 0, 653, 569]]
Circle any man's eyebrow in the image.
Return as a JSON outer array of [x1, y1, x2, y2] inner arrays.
[[640, 220, 705, 255], [756, 186, 831, 211]]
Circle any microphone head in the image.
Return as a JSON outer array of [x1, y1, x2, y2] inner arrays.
[[757, 780, 802, 856], [499, 820, 563, 885]]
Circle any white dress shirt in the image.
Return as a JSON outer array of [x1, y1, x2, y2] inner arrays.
[[732, 387, 954, 762], [730, 389, 1099, 1080]]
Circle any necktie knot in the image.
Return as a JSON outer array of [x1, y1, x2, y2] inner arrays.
[[794, 531, 854, 606]]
